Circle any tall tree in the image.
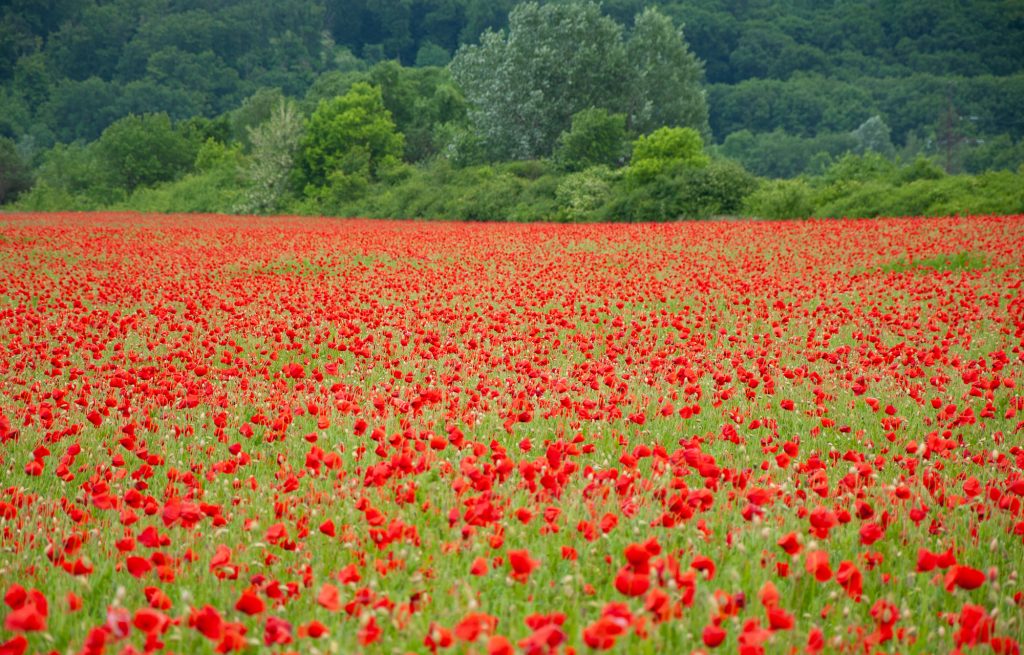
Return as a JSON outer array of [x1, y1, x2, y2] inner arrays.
[[450, 1, 629, 160], [238, 99, 304, 214], [626, 8, 708, 136]]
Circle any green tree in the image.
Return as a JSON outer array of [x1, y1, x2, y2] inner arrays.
[[719, 128, 857, 178], [450, 1, 629, 160], [0, 87, 30, 139], [229, 87, 287, 148], [415, 41, 450, 67], [95, 113, 196, 192], [625, 126, 708, 186], [852, 115, 895, 158], [145, 47, 246, 115], [367, 61, 467, 161], [46, 3, 134, 81], [41, 77, 122, 143], [12, 52, 53, 108], [116, 79, 203, 120], [0, 136, 33, 203], [626, 8, 708, 136], [297, 82, 405, 200], [554, 108, 627, 172], [238, 99, 304, 214]]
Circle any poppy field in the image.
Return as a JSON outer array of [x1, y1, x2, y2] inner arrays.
[[1, 212, 1023, 655]]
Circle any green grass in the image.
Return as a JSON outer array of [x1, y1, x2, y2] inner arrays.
[[879, 251, 988, 273]]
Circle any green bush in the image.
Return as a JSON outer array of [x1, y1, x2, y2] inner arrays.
[[13, 142, 117, 209], [896, 156, 945, 183], [625, 126, 709, 187], [556, 166, 615, 222], [121, 140, 244, 213], [297, 82, 404, 199], [813, 168, 1024, 218], [322, 159, 560, 221], [604, 157, 756, 221], [674, 158, 758, 217], [743, 178, 816, 219]]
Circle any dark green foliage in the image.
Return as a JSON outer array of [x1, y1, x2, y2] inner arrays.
[[95, 113, 197, 193], [0, 0, 330, 143], [367, 62, 467, 162], [719, 129, 858, 179], [317, 158, 560, 221], [554, 109, 627, 172], [1, 0, 1022, 162], [41, 77, 122, 143], [0, 137, 33, 204], [962, 135, 1024, 174], [605, 158, 756, 221]]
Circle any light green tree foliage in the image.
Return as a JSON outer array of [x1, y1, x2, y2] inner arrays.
[[95, 113, 196, 192], [626, 8, 708, 136], [554, 108, 627, 172], [238, 99, 304, 214], [450, 1, 629, 160], [555, 165, 615, 221], [852, 115, 895, 157], [625, 126, 709, 186], [297, 82, 404, 202]]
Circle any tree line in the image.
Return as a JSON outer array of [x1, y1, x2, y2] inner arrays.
[[1, 0, 1022, 216]]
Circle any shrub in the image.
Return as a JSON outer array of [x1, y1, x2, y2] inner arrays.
[[625, 126, 708, 187], [556, 166, 615, 222], [743, 178, 816, 219]]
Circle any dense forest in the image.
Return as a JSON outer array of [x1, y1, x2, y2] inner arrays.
[[1, 0, 1023, 218]]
